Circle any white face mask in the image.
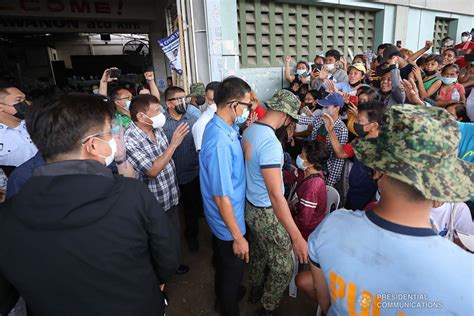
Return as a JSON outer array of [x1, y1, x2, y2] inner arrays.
[[461, 36, 469, 43], [208, 103, 217, 112], [96, 137, 117, 166], [92, 89, 99, 95], [296, 69, 306, 76], [322, 108, 335, 116], [325, 64, 335, 72], [125, 100, 131, 111], [144, 112, 166, 129]]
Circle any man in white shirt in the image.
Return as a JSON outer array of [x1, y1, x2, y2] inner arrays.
[[192, 81, 220, 151], [0, 84, 37, 170]]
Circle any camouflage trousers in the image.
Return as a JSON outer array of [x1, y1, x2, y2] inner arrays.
[[245, 202, 293, 311]]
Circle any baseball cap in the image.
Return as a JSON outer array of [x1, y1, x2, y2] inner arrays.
[[317, 92, 344, 108]]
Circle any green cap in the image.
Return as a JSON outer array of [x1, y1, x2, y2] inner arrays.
[[188, 83, 205, 97], [354, 104, 474, 202], [264, 89, 301, 119]]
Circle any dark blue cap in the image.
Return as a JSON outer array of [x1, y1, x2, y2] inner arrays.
[[317, 92, 344, 108]]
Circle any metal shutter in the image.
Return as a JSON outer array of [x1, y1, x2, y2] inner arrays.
[[238, 0, 376, 68]]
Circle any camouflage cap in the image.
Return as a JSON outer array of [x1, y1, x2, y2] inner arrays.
[[264, 89, 301, 119], [188, 83, 205, 97], [353, 104, 474, 202]]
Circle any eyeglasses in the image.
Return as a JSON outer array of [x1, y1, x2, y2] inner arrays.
[[168, 96, 191, 104], [227, 100, 253, 110], [116, 96, 132, 101], [81, 131, 112, 144]]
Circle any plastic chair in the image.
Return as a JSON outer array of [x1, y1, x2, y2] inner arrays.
[[326, 186, 340, 215]]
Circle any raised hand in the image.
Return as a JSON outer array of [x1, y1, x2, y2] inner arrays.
[[322, 113, 335, 132], [101, 67, 119, 83], [144, 71, 155, 82], [170, 123, 190, 147]]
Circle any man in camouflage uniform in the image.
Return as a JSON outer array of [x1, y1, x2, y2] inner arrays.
[[242, 90, 308, 315], [187, 83, 206, 116], [307, 104, 474, 315]]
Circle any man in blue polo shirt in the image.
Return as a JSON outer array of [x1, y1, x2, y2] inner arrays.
[[199, 77, 252, 316], [242, 89, 307, 316]]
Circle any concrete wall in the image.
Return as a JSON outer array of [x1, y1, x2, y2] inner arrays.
[[205, 0, 473, 101]]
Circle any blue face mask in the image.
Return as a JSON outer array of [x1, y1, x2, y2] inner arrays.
[[296, 155, 307, 171], [235, 107, 249, 124], [441, 77, 457, 85]]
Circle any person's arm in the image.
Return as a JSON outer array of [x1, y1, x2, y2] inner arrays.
[[401, 79, 426, 106], [407, 40, 432, 64], [146, 124, 189, 178], [390, 67, 406, 104], [346, 102, 358, 135], [261, 167, 308, 263], [284, 56, 295, 83], [115, 160, 136, 178], [143, 186, 180, 284], [326, 124, 348, 187], [214, 196, 249, 262], [297, 114, 316, 126], [310, 263, 331, 314], [322, 113, 349, 159], [145, 71, 160, 99], [99, 67, 118, 97]]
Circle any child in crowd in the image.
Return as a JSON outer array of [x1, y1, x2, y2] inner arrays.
[[436, 63, 466, 107], [409, 54, 442, 100]]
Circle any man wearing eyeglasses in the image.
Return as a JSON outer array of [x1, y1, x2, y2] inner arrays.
[[0, 95, 180, 316], [162, 86, 202, 252], [111, 88, 133, 128], [199, 77, 252, 316]]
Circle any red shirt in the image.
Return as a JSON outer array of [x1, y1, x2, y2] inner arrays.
[[342, 143, 355, 158], [246, 104, 267, 126], [283, 170, 327, 240]]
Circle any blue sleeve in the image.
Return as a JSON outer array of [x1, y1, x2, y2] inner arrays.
[[207, 144, 234, 197], [259, 139, 282, 169], [308, 222, 325, 267]]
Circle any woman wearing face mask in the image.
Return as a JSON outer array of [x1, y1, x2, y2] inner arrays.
[[455, 32, 474, 56], [436, 64, 466, 108], [283, 141, 328, 241], [284, 55, 310, 85]]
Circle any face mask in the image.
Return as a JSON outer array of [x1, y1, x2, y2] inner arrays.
[[354, 123, 369, 138], [349, 80, 362, 88], [175, 102, 188, 115], [321, 108, 335, 116], [144, 113, 166, 129], [125, 100, 131, 111], [234, 106, 249, 124], [296, 155, 307, 171], [296, 69, 306, 76], [12, 101, 29, 120], [461, 36, 469, 43], [96, 137, 117, 166], [305, 102, 314, 108], [196, 96, 206, 106], [325, 64, 335, 72], [92, 89, 99, 95], [441, 77, 457, 85], [208, 103, 217, 111], [424, 69, 437, 76]]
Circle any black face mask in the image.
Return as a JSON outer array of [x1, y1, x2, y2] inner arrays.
[[354, 123, 369, 138], [13, 101, 29, 120], [424, 69, 437, 76], [196, 96, 206, 106], [349, 81, 362, 88], [175, 103, 188, 115], [305, 102, 314, 109]]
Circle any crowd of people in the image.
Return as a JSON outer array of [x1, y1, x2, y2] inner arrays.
[[0, 30, 473, 316]]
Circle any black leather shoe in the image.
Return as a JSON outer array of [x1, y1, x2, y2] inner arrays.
[[248, 285, 263, 304], [176, 264, 189, 275]]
